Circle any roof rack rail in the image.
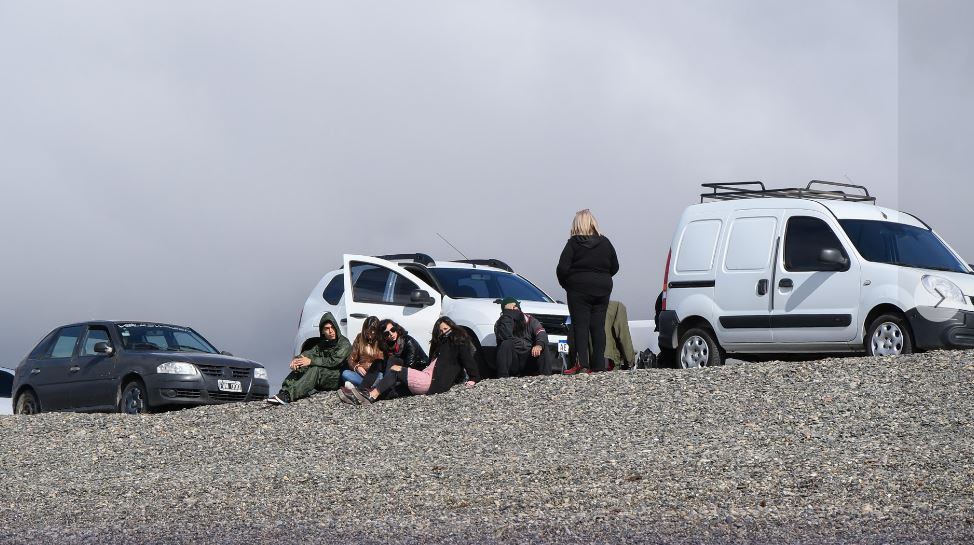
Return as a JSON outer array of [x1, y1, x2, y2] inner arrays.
[[700, 180, 876, 204], [374, 253, 436, 266], [454, 259, 514, 273]]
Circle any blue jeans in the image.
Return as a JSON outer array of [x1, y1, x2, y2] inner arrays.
[[341, 369, 382, 388]]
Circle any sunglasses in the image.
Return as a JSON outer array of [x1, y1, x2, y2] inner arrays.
[[384, 329, 396, 337]]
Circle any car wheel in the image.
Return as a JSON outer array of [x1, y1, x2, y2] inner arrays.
[[866, 313, 914, 357], [119, 379, 151, 415], [15, 390, 41, 415], [677, 327, 724, 369]]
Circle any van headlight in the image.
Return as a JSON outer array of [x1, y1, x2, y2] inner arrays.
[[157, 361, 200, 376], [254, 367, 268, 381], [921, 275, 966, 307]]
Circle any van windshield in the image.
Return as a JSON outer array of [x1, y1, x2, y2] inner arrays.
[[839, 219, 969, 273], [428, 269, 553, 302]]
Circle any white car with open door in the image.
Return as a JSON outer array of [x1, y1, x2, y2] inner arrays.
[[1, 367, 14, 415], [294, 254, 573, 373]]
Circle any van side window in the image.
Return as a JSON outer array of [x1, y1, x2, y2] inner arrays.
[[676, 220, 722, 273], [725, 216, 778, 271], [784, 216, 848, 272], [322, 275, 345, 305]]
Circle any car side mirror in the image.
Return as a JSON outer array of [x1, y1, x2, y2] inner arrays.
[[819, 248, 849, 270], [410, 289, 436, 307], [94, 342, 114, 355], [220, 350, 234, 357]]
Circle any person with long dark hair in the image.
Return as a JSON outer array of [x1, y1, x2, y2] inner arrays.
[[340, 316, 382, 388], [557, 209, 619, 374], [340, 317, 479, 404]]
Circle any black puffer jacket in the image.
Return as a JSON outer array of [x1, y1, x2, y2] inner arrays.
[[556, 235, 620, 297]]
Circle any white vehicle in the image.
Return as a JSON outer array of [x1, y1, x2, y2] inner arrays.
[[1, 367, 13, 415], [658, 181, 974, 368], [295, 254, 573, 372]]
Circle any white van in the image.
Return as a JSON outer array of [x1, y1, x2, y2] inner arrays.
[[657, 181, 974, 368]]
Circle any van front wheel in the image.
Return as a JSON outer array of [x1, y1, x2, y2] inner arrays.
[[678, 328, 724, 369], [866, 314, 913, 357]]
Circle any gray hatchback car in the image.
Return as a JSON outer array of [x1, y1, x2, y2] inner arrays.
[[11, 321, 269, 414]]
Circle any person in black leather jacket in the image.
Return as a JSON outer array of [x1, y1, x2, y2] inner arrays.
[[360, 319, 429, 398]]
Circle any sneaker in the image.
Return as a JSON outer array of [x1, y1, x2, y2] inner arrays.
[[563, 363, 587, 375], [344, 380, 356, 390], [337, 386, 359, 405], [265, 394, 289, 406], [351, 387, 374, 405]]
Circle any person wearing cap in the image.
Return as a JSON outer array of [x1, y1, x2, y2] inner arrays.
[[493, 297, 553, 378]]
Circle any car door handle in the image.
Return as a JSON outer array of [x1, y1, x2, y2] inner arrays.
[[779, 278, 794, 288], [340, 319, 348, 324], [30, 368, 40, 375], [69, 366, 81, 372], [349, 313, 368, 319], [757, 279, 769, 296]]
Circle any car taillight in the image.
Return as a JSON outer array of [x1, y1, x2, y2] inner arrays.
[[661, 249, 671, 311]]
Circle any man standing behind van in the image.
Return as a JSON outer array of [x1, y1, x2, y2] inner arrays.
[[268, 312, 351, 405]]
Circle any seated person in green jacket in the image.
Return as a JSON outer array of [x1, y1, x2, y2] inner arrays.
[[267, 312, 351, 405]]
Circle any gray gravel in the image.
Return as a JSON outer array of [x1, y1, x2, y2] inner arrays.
[[2, 351, 974, 544]]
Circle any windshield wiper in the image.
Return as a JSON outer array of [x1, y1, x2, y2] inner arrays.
[[885, 262, 966, 274], [168, 346, 207, 352]]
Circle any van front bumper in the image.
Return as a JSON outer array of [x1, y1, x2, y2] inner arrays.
[[905, 307, 974, 350]]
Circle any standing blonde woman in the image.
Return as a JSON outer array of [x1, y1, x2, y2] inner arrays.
[[556, 209, 619, 374]]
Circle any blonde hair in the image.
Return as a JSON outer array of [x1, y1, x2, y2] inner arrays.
[[570, 208, 602, 237]]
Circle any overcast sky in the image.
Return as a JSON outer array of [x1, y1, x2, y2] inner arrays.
[[1, 1, 970, 389]]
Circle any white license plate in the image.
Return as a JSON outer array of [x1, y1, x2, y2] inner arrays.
[[218, 380, 242, 392], [558, 340, 570, 354]]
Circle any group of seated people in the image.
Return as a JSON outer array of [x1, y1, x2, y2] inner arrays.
[[266, 297, 556, 406]]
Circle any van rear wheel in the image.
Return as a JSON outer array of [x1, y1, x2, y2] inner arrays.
[[678, 328, 724, 369], [866, 313, 913, 357]]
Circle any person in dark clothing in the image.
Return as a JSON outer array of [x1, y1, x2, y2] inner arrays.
[[493, 297, 553, 377], [556, 208, 619, 374], [268, 312, 351, 405], [343, 319, 429, 402], [342, 317, 479, 404]]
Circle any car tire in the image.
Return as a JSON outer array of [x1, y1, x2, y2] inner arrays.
[[866, 313, 914, 357], [119, 379, 151, 415], [14, 390, 41, 415], [677, 327, 724, 369]]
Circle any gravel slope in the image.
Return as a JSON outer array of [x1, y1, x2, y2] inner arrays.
[[1, 351, 973, 544]]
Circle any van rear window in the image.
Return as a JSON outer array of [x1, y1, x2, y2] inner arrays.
[[676, 220, 722, 273]]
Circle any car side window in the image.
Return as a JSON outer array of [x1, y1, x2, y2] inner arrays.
[[784, 216, 849, 272], [350, 262, 393, 304], [47, 326, 84, 359], [391, 273, 421, 305], [80, 327, 112, 356], [322, 275, 345, 305]]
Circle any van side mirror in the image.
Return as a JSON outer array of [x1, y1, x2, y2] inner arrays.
[[94, 342, 114, 355], [819, 248, 849, 269], [410, 289, 436, 307]]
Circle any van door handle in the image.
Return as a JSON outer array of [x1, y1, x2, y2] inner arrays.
[[349, 313, 368, 319], [69, 366, 81, 372], [757, 279, 769, 296], [779, 278, 794, 288]]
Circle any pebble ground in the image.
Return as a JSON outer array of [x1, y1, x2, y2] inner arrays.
[[1, 351, 972, 544]]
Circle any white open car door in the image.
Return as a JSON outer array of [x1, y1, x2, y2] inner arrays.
[[342, 255, 443, 353]]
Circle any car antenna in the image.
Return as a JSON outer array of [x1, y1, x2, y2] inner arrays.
[[436, 233, 473, 265]]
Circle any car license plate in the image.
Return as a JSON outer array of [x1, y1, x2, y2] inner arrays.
[[558, 340, 570, 354], [218, 380, 242, 392]]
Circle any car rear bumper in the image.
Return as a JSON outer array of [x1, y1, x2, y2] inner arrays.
[[144, 375, 270, 406], [905, 307, 974, 350]]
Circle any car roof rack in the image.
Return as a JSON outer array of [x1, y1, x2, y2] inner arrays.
[[454, 259, 515, 273], [374, 253, 437, 266], [700, 180, 876, 204]]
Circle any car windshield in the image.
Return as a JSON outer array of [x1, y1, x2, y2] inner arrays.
[[116, 323, 218, 353], [428, 268, 554, 302], [840, 219, 970, 274]]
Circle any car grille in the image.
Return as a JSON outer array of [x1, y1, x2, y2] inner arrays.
[[208, 391, 249, 402], [197, 364, 251, 379], [532, 314, 570, 335], [173, 389, 202, 399]]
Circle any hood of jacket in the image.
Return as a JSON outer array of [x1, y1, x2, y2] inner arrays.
[[317, 312, 343, 347], [572, 235, 605, 249]]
